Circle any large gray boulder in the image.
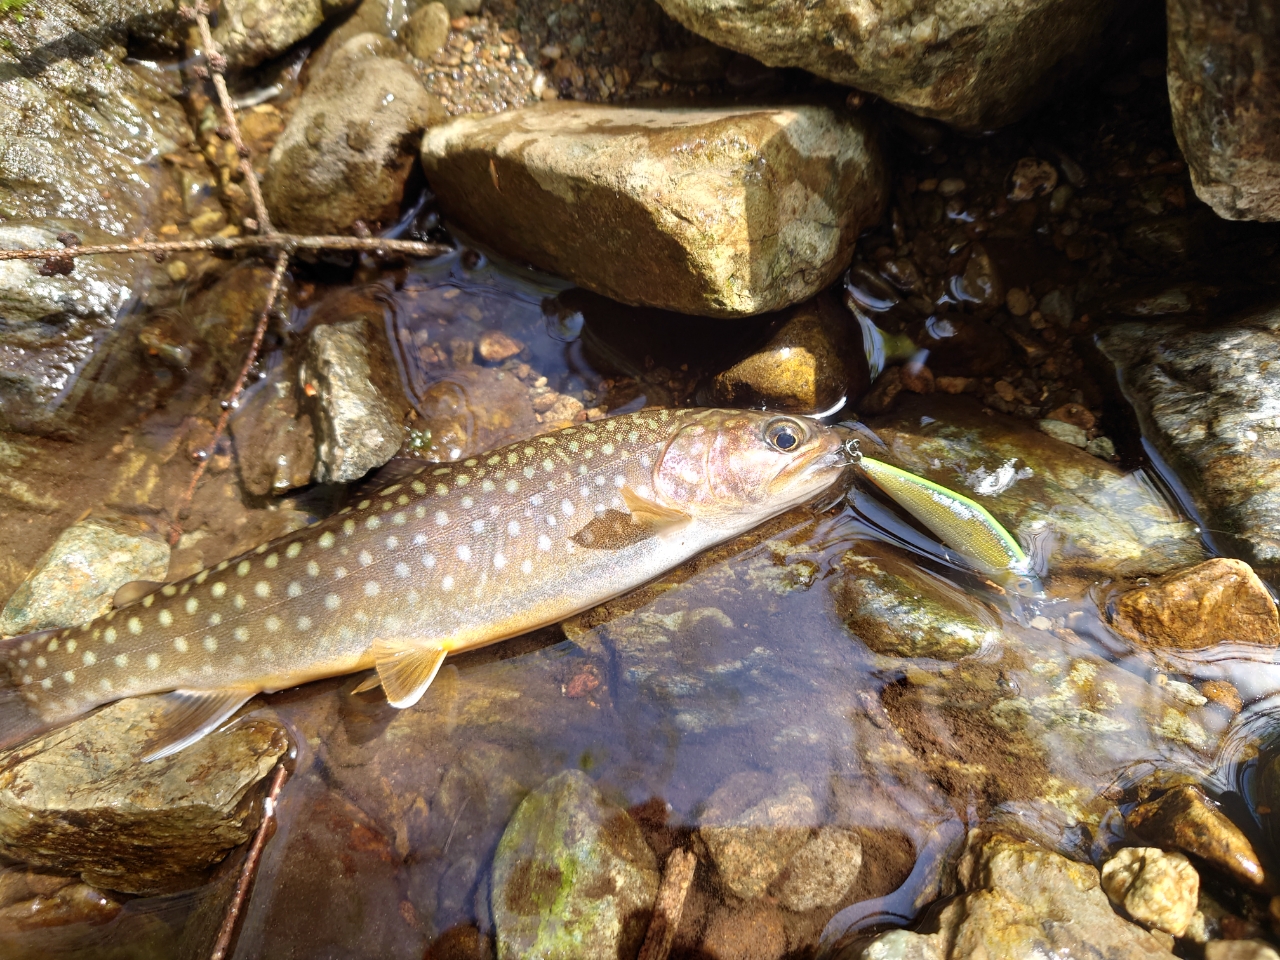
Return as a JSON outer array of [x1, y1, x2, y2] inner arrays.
[[650, 0, 1120, 130], [421, 101, 886, 317]]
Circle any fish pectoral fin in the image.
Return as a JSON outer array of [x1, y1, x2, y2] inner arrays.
[[113, 580, 165, 608], [139, 688, 257, 763], [620, 487, 691, 534], [372, 639, 448, 709]]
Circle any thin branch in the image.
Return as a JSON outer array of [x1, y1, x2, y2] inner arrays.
[[211, 762, 290, 960], [0, 235, 451, 263], [637, 848, 697, 960], [188, 2, 274, 233], [169, 252, 290, 545]]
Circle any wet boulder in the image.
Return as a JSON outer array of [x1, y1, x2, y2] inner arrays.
[[863, 395, 1208, 584], [0, 697, 288, 895], [302, 319, 407, 483], [0, 517, 169, 637], [491, 769, 659, 960], [262, 36, 444, 234], [651, 0, 1121, 130], [858, 833, 1176, 958], [1126, 785, 1267, 890], [420, 102, 886, 317], [1167, 0, 1280, 221], [708, 291, 867, 414], [0, 223, 142, 430], [1100, 847, 1200, 937], [1098, 308, 1280, 581], [1107, 559, 1280, 651], [833, 541, 999, 661], [214, 0, 360, 70]]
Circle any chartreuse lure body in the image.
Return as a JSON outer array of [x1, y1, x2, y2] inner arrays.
[[856, 455, 1043, 597]]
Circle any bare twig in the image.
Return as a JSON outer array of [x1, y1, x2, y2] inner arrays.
[[0, 235, 450, 263], [169, 252, 289, 545], [211, 762, 290, 960], [637, 848, 697, 960], [188, 2, 274, 233]]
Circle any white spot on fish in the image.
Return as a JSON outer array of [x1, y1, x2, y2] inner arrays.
[[457, 544, 472, 562], [146, 653, 160, 670], [255, 581, 271, 598], [265, 616, 281, 632], [507, 520, 521, 536], [143, 595, 154, 608], [325, 594, 341, 610], [63, 671, 75, 684], [185, 597, 198, 614], [163, 585, 177, 597], [296, 617, 312, 631], [358, 500, 371, 510], [415, 505, 427, 519], [462, 495, 474, 508], [472, 520, 485, 534], [319, 532, 336, 548], [334, 567, 347, 579], [395, 562, 410, 578], [602, 442, 614, 455], [196, 570, 209, 584], [158, 610, 173, 627], [66, 639, 77, 653], [364, 582, 381, 597], [412, 481, 426, 494], [359, 550, 373, 566], [128, 617, 142, 635], [385, 536, 400, 550], [523, 466, 535, 478], [366, 517, 381, 530], [287, 542, 302, 559], [83, 651, 96, 666], [265, 553, 279, 569], [237, 560, 251, 576], [47, 638, 58, 651], [521, 559, 533, 574], [307, 561, 320, 577], [456, 475, 470, 487], [538, 535, 552, 552], [343, 519, 356, 535], [436, 510, 448, 526], [562, 500, 575, 516], [174, 638, 189, 652], [442, 575, 455, 591], [203, 636, 217, 652], [493, 553, 507, 569], [234, 627, 250, 642], [212, 582, 227, 599], [422, 553, 436, 569], [99, 678, 112, 692]]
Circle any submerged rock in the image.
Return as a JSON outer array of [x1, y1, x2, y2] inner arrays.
[[833, 542, 998, 661], [1167, 0, 1280, 220], [491, 769, 659, 960], [708, 292, 866, 414], [263, 36, 443, 234], [214, 0, 360, 70], [1108, 559, 1280, 651], [858, 833, 1176, 959], [420, 102, 886, 317], [651, 0, 1121, 130], [698, 772, 817, 899], [230, 365, 317, 497], [0, 517, 169, 637], [1098, 309, 1280, 580], [1206, 943, 1280, 960], [863, 396, 1207, 583], [1101, 847, 1200, 937], [0, 698, 287, 895], [776, 826, 863, 912], [302, 320, 407, 483], [1126, 785, 1266, 890], [0, 223, 141, 430]]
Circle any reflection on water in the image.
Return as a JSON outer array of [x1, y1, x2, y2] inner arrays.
[[1, 247, 1278, 959]]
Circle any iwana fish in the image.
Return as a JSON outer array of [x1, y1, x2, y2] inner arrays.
[[0, 408, 849, 760]]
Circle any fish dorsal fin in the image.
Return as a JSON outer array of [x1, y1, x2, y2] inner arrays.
[[620, 487, 691, 534], [140, 688, 257, 762], [372, 639, 448, 709], [113, 580, 165, 609]]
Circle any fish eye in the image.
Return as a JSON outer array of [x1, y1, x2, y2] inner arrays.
[[765, 419, 805, 452]]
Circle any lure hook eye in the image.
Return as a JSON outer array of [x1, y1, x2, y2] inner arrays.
[[841, 436, 862, 465]]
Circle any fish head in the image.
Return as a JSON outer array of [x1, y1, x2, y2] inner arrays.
[[652, 410, 849, 522]]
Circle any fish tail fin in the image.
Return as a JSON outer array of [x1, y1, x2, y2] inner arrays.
[[0, 629, 60, 752]]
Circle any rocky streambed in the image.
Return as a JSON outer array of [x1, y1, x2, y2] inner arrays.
[[2, 0, 1280, 958]]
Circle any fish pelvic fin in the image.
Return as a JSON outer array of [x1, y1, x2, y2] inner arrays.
[[620, 487, 691, 535], [113, 580, 165, 608], [372, 639, 448, 709], [140, 688, 257, 762]]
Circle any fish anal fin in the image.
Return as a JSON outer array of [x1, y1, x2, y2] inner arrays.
[[373, 639, 447, 709], [140, 688, 256, 762], [113, 580, 165, 609], [620, 488, 691, 534]]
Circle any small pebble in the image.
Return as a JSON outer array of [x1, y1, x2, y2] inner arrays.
[[477, 330, 525, 363], [1038, 418, 1088, 447], [1006, 287, 1033, 316], [937, 177, 966, 196]]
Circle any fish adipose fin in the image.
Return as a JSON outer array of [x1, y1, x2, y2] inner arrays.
[[140, 688, 256, 762], [113, 580, 165, 608], [620, 488, 691, 534], [373, 639, 447, 708]]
